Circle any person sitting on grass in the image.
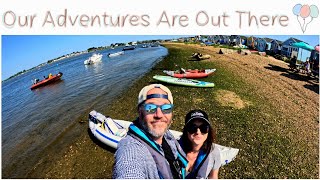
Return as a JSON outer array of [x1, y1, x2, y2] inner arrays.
[[179, 109, 221, 179]]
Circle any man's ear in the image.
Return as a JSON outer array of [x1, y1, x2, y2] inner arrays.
[[138, 106, 144, 118]]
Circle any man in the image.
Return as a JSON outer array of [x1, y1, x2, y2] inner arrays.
[[113, 84, 188, 179], [290, 56, 297, 70]]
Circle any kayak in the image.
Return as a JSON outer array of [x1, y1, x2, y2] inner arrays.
[[30, 72, 63, 90], [163, 69, 216, 79], [88, 110, 239, 166], [153, 75, 215, 88]]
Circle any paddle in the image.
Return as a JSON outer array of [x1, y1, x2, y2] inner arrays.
[[174, 63, 186, 73]]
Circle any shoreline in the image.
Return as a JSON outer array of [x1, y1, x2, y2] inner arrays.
[[18, 43, 318, 178]]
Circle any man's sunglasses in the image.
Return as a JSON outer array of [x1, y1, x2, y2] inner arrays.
[[186, 124, 209, 134], [143, 103, 174, 114]]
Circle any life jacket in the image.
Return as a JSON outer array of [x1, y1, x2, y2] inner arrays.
[[179, 139, 218, 179], [128, 122, 188, 179], [185, 149, 210, 179]]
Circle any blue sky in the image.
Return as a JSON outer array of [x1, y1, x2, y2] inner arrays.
[[1, 35, 184, 80], [1, 35, 319, 80]]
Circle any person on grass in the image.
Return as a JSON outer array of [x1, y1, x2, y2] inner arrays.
[[179, 109, 221, 179], [113, 84, 188, 179]]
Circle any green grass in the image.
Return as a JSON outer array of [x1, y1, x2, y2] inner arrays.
[[103, 44, 318, 178]]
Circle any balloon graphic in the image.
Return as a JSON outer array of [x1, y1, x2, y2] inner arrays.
[[293, 4, 318, 33], [293, 4, 302, 15], [300, 5, 310, 18], [310, 5, 319, 18]]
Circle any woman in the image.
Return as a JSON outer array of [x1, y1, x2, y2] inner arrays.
[[179, 109, 221, 179]]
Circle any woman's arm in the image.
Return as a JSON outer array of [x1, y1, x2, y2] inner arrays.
[[208, 169, 219, 179]]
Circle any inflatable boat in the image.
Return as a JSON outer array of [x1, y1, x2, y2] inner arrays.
[[30, 72, 63, 90]]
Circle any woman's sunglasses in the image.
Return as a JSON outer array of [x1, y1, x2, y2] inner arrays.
[[186, 124, 209, 134], [143, 103, 174, 114]]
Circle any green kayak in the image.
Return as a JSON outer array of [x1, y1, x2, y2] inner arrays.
[[153, 75, 214, 88]]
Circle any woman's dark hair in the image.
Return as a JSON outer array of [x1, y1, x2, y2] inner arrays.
[[180, 120, 216, 154]]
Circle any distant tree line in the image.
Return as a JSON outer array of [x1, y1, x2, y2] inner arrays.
[[4, 38, 171, 81], [6, 69, 27, 81], [88, 46, 107, 52]]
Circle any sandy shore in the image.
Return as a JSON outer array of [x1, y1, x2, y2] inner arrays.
[[24, 43, 319, 179]]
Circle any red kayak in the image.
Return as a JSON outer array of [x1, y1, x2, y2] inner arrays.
[[30, 72, 63, 90], [163, 69, 216, 79]]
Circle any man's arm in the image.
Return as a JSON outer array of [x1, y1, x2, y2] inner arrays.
[[113, 142, 147, 179]]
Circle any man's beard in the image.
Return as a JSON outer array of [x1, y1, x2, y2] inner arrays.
[[139, 118, 171, 139]]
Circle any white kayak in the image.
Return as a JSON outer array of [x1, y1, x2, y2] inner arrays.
[[88, 110, 239, 166]]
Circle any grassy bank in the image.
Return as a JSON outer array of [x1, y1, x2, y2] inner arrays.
[[104, 43, 318, 178], [41, 43, 318, 179]]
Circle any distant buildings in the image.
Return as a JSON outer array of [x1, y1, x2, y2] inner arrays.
[[176, 35, 318, 63]]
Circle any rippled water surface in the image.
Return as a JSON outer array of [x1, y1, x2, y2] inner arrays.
[[2, 46, 168, 177]]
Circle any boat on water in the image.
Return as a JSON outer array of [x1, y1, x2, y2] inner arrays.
[[163, 69, 216, 79], [141, 44, 149, 48], [30, 72, 63, 90], [108, 51, 124, 57], [84, 53, 103, 65], [122, 46, 135, 51], [88, 110, 239, 166]]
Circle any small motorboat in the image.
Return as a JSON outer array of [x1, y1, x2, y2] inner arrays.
[[88, 110, 239, 166], [163, 69, 216, 79], [30, 72, 63, 90], [141, 44, 149, 48], [108, 51, 124, 57], [122, 46, 135, 51], [84, 53, 103, 65]]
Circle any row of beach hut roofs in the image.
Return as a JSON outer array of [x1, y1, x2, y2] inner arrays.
[[173, 35, 319, 65]]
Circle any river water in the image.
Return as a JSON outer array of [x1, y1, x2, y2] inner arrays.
[[1, 45, 168, 177]]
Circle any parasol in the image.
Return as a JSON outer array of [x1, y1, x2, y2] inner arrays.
[[292, 42, 315, 51], [292, 42, 315, 61]]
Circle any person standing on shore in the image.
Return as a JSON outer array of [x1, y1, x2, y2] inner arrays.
[[112, 84, 188, 179], [179, 109, 221, 179], [289, 56, 297, 70]]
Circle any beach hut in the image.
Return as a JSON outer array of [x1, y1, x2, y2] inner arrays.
[[206, 35, 214, 42], [270, 39, 283, 55], [200, 37, 208, 43], [218, 35, 230, 44], [280, 37, 308, 59], [255, 38, 273, 52], [240, 36, 247, 45], [194, 35, 201, 42], [230, 35, 242, 46], [212, 35, 221, 44], [246, 36, 258, 50]]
